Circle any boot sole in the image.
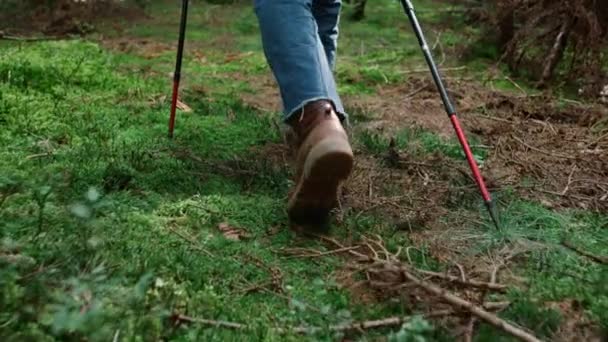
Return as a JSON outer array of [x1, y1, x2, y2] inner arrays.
[[288, 137, 354, 230]]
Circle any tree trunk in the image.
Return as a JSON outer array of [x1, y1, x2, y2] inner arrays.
[[539, 17, 575, 86], [497, 0, 515, 51]]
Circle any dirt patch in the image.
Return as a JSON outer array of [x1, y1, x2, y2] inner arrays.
[[321, 78, 607, 340], [323, 235, 519, 341], [343, 76, 488, 138], [342, 77, 607, 212], [1, 1, 147, 36], [467, 95, 608, 212], [342, 152, 457, 227], [236, 72, 282, 113], [246, 142, 291, 172], [334, 268, 381, 305], [100, 37, 173, 59], [548, 300, 604, 342]]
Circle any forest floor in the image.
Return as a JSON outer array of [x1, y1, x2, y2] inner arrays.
[[1, 0, 607, 341]]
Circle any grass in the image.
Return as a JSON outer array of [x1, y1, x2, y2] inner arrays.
[[358, 126, 488, 165], [451, 197, 608, 333], [0, 38, 442, 342], [1, 0, 607, 341]]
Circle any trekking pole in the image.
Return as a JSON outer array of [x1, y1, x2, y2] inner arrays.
[[168, 0, 190, 139], [398, 0, 500, 229]]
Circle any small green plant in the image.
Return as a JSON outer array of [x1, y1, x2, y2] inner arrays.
[[475, 295, 562, 341], [33, 186, 52, 237], [358, 130, 389, 154], [388, 316, 435, 342]]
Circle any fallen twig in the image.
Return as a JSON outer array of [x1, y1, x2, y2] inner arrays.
[[174, 314, 245, 329], [455, 263, 466, 282], [415, 269, 508, 292], [237, 280, 275, 294], [483, 301, 511, 311], [463, 315, 476, 342], [476, 114, 516, 124], [112, 329, 120, 342], [277, 246, 360, 258], [512, 135, 576, 160], [287, 310, 452, 334], [398, 66, 466, 74], [561, 240, 608, 265], [173, 310, 453, 334], [403, 85, 430, 100], [504, 76, 527, 96], [399, 267, 541, 342], [0, 32, 64, 41], [538, 189, 593, 201], [166, 226, 214, 257], [560, 164, 577, 195], [25, 152, 52, 160], [0, 253, 36, 266]]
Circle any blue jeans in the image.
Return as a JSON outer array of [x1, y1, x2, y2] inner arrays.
[[254, 0, 346, 123]]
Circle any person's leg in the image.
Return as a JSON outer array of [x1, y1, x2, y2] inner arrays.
[[254, 0, 353, 230], [312, 0, 341, 70], [254, 0, 346, 122]]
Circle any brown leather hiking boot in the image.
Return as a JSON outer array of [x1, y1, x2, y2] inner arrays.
[[285, 100, 354, 230]]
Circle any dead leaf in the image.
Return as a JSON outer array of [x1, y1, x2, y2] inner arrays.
[[224, 51, 254, 63], [176, 99, 192, 113], [194, 51, 207, 64], [148, 94, 167, 107], [217, 222, 250, 241], [267, 225, 281, 236], [227, 109, 235, 122]]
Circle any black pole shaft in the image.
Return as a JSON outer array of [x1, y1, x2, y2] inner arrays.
[[400, 0, 455, 116], [168, 0, 190, 138], [174, 0, 189, 84]]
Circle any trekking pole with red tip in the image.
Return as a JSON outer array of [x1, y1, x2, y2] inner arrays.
[[399, 0, 501, 229], [168, 0, 189, 139]]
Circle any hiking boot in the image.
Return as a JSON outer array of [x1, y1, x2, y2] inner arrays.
[[285, 100, 354, 230]]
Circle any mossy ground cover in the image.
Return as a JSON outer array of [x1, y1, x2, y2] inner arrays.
[[1, 1, 606, 341]]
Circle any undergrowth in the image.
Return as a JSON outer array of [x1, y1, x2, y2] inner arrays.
[[1, 0, 607, 341], [0, 39, 440, 342]]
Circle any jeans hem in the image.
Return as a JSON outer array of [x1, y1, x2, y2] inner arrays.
[[282, 97, 348, 123]]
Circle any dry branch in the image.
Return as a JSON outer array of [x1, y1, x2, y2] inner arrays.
[[562, 240, 608, 265], [0, 32, 62, 41], [314, 235, 542, 342], [174, 314, 245, 329], [277, 246, 360, 258], [416, 269, 508, 292], [398, 66, 466, 74], [173, 310, 454, 334], [399, 268, 541, 342], [492, 0, 607, 90], [539, 18, 574, 86], [287, 310, 452, 334], [464, 316, 476, 342], [0, 253, 36, 266], [512, 135, 576, 160], [166, 226, 214, 257]]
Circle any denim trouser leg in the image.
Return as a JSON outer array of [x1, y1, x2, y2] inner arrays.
[[254, 0, 346, 123], [313, 0, 341, 71]]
